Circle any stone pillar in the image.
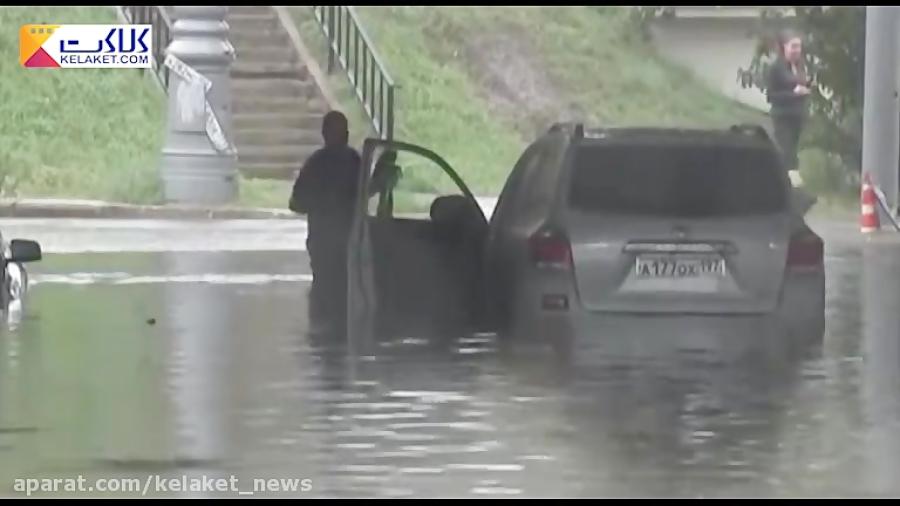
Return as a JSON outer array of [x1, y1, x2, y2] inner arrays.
[[862, 6, 900, 215], [160, 6, 238, 205]]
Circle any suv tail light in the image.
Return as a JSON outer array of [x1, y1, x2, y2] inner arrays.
[[529, 228, 572, 269], [787, 230, 823, 268]]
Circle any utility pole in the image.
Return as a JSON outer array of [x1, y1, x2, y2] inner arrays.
[[861, 5, 900, 216]]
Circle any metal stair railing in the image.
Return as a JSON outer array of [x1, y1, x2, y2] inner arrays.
[[312, 6, 396, 140], [122, 6, 173, 90]]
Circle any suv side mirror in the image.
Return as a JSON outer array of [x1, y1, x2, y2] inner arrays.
[[9, 239, 42, 263]]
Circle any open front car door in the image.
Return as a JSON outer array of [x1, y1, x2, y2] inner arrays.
[[348, 139, 489, 348]]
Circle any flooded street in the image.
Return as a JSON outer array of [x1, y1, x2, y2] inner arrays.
[[2, 218, 900, 497]]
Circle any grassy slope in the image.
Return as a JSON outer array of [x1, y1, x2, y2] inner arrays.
[[0, 6, 285, 208], [0, 6, 165, 203], [2, 7, 771, 206], [294, 7, 764, 197], [503, 7, 764, 127]]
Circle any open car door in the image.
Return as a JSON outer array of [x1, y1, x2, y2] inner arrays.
[[348, 139, 489, 348]]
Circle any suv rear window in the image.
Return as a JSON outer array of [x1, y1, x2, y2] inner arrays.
[[568, 142, 787, 217]]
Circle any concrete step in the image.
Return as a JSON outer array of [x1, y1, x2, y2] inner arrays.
[[239, 162, 306, 180], [227, 11, 277, 21], [228, 16, 281, 33], [234, 113, 325, 130], [227, 6, 275, 16], [229, 30, 290, 48], [233, 46, 300, 65], [231, 81, 322, 100], [232, 60, 305, 79], [235, 128, 321, 145], [238, 145, 316, 164], [233, 96, 325, 114], [232, 77, 316, 98]]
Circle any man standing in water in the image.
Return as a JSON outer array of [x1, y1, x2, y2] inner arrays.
[[289, 111, 360, 334]]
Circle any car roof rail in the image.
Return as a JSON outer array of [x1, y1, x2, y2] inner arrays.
[[574, 123, 584, 140], [729, 123, 771, 142], [547, 122, 567, 133], [547, 122, 584, 136]]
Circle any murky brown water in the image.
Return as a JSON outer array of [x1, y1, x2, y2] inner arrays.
[[2, 226, 900, 498]]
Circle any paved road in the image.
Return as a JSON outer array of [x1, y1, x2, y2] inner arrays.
[[0, 219, 308, 253], [0, 196, 498, 254], [0, 214, 872, 254]]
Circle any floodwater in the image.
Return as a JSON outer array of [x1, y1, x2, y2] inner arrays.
[[1, 219, 899, 498]]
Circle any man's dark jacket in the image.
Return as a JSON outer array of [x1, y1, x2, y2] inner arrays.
[[289, 145, 361, 265]]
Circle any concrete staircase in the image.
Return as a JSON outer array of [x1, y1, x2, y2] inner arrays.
[[227, 6, 330, 180]]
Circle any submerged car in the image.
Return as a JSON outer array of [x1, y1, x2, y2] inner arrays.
[[347, 124, 825, 357], [1, 231, 43, 314]]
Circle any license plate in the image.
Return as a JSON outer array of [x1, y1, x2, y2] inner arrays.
[[635, 256, 725, 278]]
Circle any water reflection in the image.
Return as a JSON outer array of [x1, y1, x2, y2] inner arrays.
[[160, 252, 232, 497], [1, 238, 900, 497], [861, 239, 900, 496]]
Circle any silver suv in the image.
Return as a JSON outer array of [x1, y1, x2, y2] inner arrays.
[[485, 124, 824, 357], [347, 124, 825, 357]]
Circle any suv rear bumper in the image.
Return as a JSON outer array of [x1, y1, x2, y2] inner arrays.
[[503, 270, 824, 360]]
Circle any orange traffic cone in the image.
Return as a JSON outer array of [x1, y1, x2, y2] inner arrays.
[[861, 173, 881, 233]]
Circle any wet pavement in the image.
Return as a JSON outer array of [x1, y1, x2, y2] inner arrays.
[[1, 217, 900, 498]]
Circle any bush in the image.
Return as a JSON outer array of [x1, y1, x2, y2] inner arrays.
[[798, 147, 855, 197]]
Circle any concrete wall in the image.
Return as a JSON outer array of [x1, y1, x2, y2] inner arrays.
[[649, 16, 770, 111]]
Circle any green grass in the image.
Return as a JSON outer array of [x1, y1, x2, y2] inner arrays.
[[0, 6, 292, 209], [238, 177, 294, 209], [292, 7, 765, 196], [3, 7, 768, 205], [291, 11, 377, 148], [0, 6, 166, 203]]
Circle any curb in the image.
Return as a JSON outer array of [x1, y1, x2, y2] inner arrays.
[[0, 200, 295, 220]]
